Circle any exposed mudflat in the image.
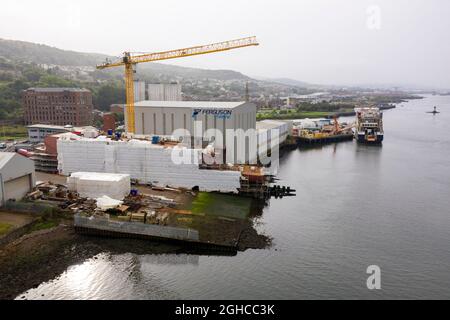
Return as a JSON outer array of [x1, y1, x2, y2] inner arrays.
[[0, 223, 182, 300], [0, 218, 270, 299]]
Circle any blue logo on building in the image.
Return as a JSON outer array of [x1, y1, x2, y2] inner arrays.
[[192, 108, 232, 120]]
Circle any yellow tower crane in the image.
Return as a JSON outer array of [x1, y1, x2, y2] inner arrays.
[[96, 36, 259, 133]]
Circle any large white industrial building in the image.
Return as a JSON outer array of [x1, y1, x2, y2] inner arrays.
[[129, 101, 257, 150], [134, 81, 146, 102], [256, 120, 290, 151], [148, 83, 182, 101], [0, 153, 36, 206]]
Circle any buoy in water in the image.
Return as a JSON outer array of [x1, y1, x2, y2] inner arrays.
[[427, 106, 440, 114]]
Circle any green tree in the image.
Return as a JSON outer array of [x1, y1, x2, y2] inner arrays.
[[23, 68, 44, 82], [37, 74, 77, 87], [93, 83, 125, 110]]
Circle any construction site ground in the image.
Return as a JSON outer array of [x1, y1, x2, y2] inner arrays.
[[34, 172, 271, 250]]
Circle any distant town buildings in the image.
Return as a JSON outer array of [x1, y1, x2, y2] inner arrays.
[[280, 92, 331, 108], [26, 124, 98, 143], [148, 83, 182, 101], [26, 124, 68, 143], [23, 88, 93, 126]]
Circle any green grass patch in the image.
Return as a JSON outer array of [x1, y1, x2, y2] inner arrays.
[[0, 136, 25, 141], [0, 125, 27, 141], [257, 111, 331, 120], [179, 192, 252, 220], [29, 219, 59, 232], [0, 222, 13, 236]]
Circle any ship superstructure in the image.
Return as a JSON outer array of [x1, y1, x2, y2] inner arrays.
[[354, 107, 384, 144]]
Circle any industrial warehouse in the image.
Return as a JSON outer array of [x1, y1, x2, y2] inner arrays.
[[131, 100, 256, 146]]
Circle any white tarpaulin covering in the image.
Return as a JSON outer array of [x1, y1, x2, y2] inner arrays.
[[96, 195, 124, 210], [58, 138, 241, 193], [67, 172, 131, 200]]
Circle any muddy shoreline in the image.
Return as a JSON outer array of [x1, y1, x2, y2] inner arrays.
[[0, 218, 270, 300], [0, 223, 186, 300]]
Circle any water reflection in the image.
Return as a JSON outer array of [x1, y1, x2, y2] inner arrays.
[[17, 253, 138, 300], [139, 253, 199, 266], [16, 95, 450, 300], [19, 249, 230, 300]]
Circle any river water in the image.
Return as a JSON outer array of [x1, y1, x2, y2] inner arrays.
[[20, 94, 450, 299]]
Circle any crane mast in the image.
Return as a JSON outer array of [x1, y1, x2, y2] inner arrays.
[[97, 36, 259, 133]]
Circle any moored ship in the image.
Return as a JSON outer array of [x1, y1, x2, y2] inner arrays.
[[354, 107, 384, 144], [293, 117, 354, 145]]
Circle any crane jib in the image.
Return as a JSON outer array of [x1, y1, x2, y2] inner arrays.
[[96, 36, 259, 133]]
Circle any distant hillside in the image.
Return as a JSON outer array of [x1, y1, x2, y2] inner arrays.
[[0, 38, 249, 81], [0, 38, 109, 66], [269, 77, 311, 87], [140, 63, 250, 81], [0, 38, 313, 122]]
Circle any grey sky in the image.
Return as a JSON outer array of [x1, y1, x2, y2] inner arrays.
[[1, 0, 450, 89]]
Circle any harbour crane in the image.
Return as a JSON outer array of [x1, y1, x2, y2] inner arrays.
[[96, 36, 259, 133]]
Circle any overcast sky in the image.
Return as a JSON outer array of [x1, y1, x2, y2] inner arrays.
[[1, 0, 450, 89]]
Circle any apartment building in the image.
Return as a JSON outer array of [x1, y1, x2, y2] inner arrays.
[[23, 88, 93, 126]]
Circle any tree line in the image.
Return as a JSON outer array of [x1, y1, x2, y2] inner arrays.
[[0, 61, 125, 122]]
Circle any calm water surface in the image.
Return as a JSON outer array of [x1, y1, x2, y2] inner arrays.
[[20, 95, 450, 299]]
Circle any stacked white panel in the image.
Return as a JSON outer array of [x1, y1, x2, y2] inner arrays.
[[58, 138, 241, 193]]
